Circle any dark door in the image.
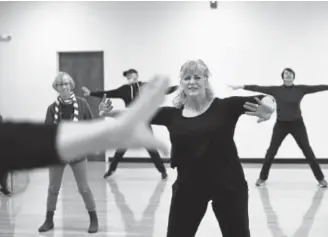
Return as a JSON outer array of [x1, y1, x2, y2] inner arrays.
[[58, 51, 105, 161]]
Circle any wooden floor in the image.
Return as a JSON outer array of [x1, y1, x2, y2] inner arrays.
[[1, 163, 328, 237]]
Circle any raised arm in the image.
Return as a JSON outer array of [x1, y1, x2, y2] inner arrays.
[[300, 85, 328, 94]]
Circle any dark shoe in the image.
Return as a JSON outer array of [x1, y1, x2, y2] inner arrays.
[[38, 211, 54, 232], [161, 172, 168, 179], [255, 178, 266, 186], [0, 188, 11, 196], [88, 211, 99, 233], [103, 170, 115, 179], [318, 179, 328, 188]]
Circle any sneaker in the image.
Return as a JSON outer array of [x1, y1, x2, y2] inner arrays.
[[318, 179, 328, 188], [255, 178, 266, 186]]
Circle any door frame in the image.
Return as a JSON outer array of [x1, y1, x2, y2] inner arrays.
[[56, 50, 106, 161]]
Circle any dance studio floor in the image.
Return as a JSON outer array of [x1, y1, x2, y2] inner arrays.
[[1, 163, 328, 237]]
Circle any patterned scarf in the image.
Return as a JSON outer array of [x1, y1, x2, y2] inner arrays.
[[54, 92, 79, 124]]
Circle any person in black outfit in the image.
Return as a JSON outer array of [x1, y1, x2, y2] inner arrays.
[[0, 76, 170, 175], [100, 59, 275, 237], [0, 114, 11, 196], [82, 69, 178, 179], [230, 68, 328, 187]]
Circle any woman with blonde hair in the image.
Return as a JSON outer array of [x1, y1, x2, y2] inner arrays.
[[39, 72, 98, 234], [100, 59, 275, 237]]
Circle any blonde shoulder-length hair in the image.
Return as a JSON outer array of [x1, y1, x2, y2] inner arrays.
[[173, 59, 214, 108], [52, 71, 75, 92]]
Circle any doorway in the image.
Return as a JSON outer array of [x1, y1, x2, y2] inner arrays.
[[58, 51, 105, 161]]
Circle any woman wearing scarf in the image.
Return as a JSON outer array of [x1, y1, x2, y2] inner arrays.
[[38, 72, 98, 234]]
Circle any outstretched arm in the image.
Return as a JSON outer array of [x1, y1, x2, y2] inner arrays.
[[140, 82, 178, 95], [226, 95, 275, 122], [230, 85, 276, 96], [300, 85, 328, 94], [100, 107, 175, 127], [98, 90, 176, 127], [82, 85, 127, 99], [0, 76, 170, 173]]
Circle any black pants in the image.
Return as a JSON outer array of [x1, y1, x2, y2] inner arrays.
[[260, 118, 324, 181], [166, 179, 250, 237], [107, 149, 167, 174]]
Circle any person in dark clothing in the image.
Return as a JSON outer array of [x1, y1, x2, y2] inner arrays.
[[82, 69, 177, 179], [0, 76, 170, 174], [230, 68, 328, 187], [0, 114, 11, 196], [100, 59, 275, 237]]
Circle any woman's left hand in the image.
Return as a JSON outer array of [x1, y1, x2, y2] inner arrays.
[[98, 95, 113, 116], [243, 97, 274, 123]]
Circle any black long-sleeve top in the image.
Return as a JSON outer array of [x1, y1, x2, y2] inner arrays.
[[89, 81, 178, 106], [0, 123, 61, 173], [244, 84, 328, 121], [151, 95, 264, 189]]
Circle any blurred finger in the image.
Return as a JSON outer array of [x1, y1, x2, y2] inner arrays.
[[257, 117, 266, 123], [102, 94, 107, 102], [105, 99, 112, 106], [254, 97, 262, 104], [245, 111, 259, 116], [245, 102, 258, 108], [243, 104, 257, 112]]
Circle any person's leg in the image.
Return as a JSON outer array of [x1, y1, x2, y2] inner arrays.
[[146, 149, 168, 179], [166, 180, 210, 237], [258, 122, 289, 184], [39, 164, 66, 232], [70, 159, 98, 233], [0, 171, 11, 195], [104, 149, 127, 178], [290, 119, 326, 186], [211, 185, 250, 237]]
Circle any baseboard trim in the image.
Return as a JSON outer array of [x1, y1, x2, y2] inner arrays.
[[104, 157, 328, 164]]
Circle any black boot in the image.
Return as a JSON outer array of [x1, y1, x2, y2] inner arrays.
[[88, 211, 99, 233], [0, 187, 11, 196], [161, 172, 168, 179], [38, 211, 54, 232]]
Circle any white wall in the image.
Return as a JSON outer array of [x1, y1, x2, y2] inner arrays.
[[1, 1, 328, 158]]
